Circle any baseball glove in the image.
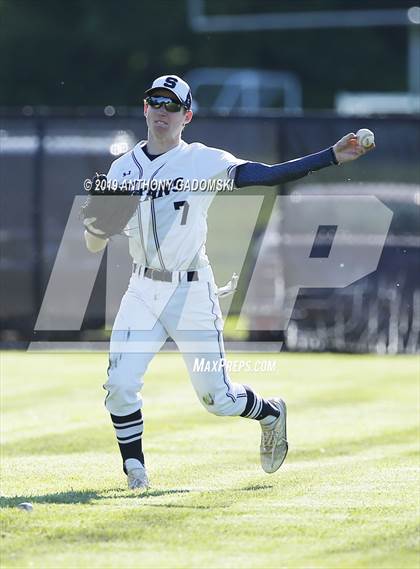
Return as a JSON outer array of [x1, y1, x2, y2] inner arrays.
[[81, 173, 139, 238]]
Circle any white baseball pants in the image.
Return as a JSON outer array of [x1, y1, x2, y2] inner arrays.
[[104, 265, 248, 417]]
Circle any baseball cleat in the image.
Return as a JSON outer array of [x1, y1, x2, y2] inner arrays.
[[125, 459, 149, 490], [260, 398, 288, 473]]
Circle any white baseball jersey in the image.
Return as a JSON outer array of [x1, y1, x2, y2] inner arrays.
[[106, 140, 245, 270]]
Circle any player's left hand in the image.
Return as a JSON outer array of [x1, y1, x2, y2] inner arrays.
[[332, 132, 375, 164]]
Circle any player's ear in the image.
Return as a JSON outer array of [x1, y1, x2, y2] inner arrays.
[[143, 101, 148, 117], [183, 110, 193, 126]]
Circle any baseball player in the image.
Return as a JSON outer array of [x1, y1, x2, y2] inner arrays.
[[83, 75, 374, 490]]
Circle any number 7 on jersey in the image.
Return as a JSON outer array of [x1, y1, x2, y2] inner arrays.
[[174, 200, 189, 225]]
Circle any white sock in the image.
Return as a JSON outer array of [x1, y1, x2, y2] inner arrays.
[[259, 414, 278, 427], [125, 458, 144, 471]]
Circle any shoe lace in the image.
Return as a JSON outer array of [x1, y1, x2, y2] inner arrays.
[[128, 468, 145, 481], [262, 429, 278, 451]]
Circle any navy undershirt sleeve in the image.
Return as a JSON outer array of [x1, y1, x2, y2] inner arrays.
[[234, 147, 338, 188]]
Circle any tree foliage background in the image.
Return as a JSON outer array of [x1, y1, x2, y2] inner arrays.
[[0, 0, 413, 109]]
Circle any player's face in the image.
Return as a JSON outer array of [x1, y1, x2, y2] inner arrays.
[[144, 89, 192, 140]]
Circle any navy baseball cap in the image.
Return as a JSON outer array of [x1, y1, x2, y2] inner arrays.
[[145, 75, 192, 110]]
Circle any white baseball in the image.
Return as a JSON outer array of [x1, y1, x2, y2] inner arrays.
[[356, 128, 375, 148], [17, 502, 33, 512]]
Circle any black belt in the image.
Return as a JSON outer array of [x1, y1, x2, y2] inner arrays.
[[133, 264, 198, 282]]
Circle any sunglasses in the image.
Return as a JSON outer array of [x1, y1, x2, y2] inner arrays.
[[145, 96, 186, 113]]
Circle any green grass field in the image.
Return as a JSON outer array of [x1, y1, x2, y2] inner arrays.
[[1, 351, 419, 568]]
